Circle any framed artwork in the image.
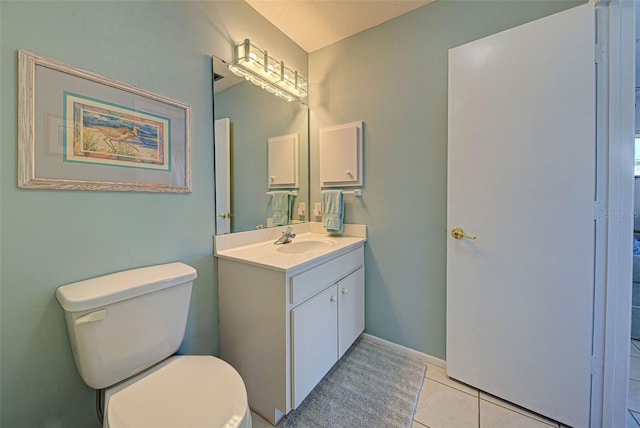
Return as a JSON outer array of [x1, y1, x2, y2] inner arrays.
[[18, 49, 191, 192]]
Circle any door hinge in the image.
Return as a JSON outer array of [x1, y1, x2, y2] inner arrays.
[[591, 355, 601, 375], [593, 200, 604, 220], [594, 43, 604, 64]]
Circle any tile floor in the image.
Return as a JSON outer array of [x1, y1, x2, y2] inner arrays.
[[411, 363, 561, 428], [248, 360, 564, 428], [626, 340, 640, 427], [251, 341, 640, 427], [251, 411, 274, 428]]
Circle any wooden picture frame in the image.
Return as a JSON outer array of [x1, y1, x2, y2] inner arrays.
[[18, 49, 192, 193]]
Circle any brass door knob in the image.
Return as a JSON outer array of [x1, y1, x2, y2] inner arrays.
[[451, 227, 476, 240]]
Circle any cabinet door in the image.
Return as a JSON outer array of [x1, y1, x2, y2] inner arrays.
[[291, 285, 338, 408], [338, 267, 365, 358]]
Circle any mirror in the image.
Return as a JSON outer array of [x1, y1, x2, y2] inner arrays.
[[212, 56, 309, 234]]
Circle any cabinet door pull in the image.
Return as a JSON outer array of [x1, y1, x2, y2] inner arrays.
[[330, 295, 336, 303], [341, 288, 348, 295]]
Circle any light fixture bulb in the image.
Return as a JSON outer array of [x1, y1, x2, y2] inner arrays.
[[232, 38, 308, 101]]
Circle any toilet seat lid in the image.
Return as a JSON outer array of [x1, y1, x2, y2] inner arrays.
[[106, 355, 249, 428]]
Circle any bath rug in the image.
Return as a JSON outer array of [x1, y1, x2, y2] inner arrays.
[[282, 337, 426, 428]]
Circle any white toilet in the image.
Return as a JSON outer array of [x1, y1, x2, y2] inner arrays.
[[56, 262, 252, 428]]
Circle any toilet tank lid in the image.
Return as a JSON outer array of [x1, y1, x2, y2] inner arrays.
[[56, 262, 197, 312]]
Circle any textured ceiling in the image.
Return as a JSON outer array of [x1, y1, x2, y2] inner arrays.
[[245, 0, 434, 53]]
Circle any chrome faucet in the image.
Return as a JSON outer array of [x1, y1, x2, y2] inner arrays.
[[274, 227, 296, 245]]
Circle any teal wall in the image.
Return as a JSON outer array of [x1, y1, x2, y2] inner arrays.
[[1, 0, 588, 426], [0, 1, 305, 426], [309, 0, 583, 359]]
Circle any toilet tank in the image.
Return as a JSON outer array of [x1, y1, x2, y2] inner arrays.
[[56, 262, 197, 389]]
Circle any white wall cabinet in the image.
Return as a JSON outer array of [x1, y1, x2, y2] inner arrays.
[[319, 121, 363, 187], [218, 246, 365, 425], [268, 133, 299, 188]]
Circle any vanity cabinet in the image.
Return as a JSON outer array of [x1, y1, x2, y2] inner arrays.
[[218, 245, 365, 425], [337, 267, 365, 356], [291, 267, 364, 408], [291, 284, 338, 408]]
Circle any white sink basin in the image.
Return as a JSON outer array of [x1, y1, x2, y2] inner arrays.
[[276, 239, 334, 254]]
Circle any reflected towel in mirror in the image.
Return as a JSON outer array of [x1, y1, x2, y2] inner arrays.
[[272, 191, 291, 226]]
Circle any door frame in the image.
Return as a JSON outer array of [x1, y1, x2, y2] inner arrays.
[[214, 118, 231, 235], [597, 0, 635, 426]]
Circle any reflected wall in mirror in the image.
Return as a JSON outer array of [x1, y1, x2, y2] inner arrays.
[[213, 56, 309, 235]]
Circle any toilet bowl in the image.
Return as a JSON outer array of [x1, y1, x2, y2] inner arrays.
[[56, 262, 251, 428], [104, 356, 251, 428]]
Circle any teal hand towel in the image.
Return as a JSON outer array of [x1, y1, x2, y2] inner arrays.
[[272, 191, 291, 226], [321, 190, 344, 233]]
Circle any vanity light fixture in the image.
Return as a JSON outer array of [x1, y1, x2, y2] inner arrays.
[[228, 39, 308, 102]]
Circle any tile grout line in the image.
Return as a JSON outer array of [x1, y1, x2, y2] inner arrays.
[[409, 365, 428, 427], [411, 419, 429, 428], [424, 367, 560, 428], [426, 376, 479, 398], [477, 393, 560, 427], [482, 399, 559, 427]]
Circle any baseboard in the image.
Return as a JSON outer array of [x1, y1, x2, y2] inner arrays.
[[361, 333, 447, 368]]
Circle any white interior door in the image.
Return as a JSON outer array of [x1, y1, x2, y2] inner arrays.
[[446, 5, 595, 427], [214, 118, 231, 234]]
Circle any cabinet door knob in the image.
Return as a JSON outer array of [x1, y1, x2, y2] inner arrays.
[[342, 288, 348, 295], [330, 296, 336, 303]]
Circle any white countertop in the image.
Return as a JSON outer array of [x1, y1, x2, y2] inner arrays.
[[214, 223, 367, 272]]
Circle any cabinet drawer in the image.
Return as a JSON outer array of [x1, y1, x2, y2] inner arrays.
[[290, 247, 363, 306]]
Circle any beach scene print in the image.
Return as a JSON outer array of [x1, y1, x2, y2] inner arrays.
[[63, 92, 170, 171]]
